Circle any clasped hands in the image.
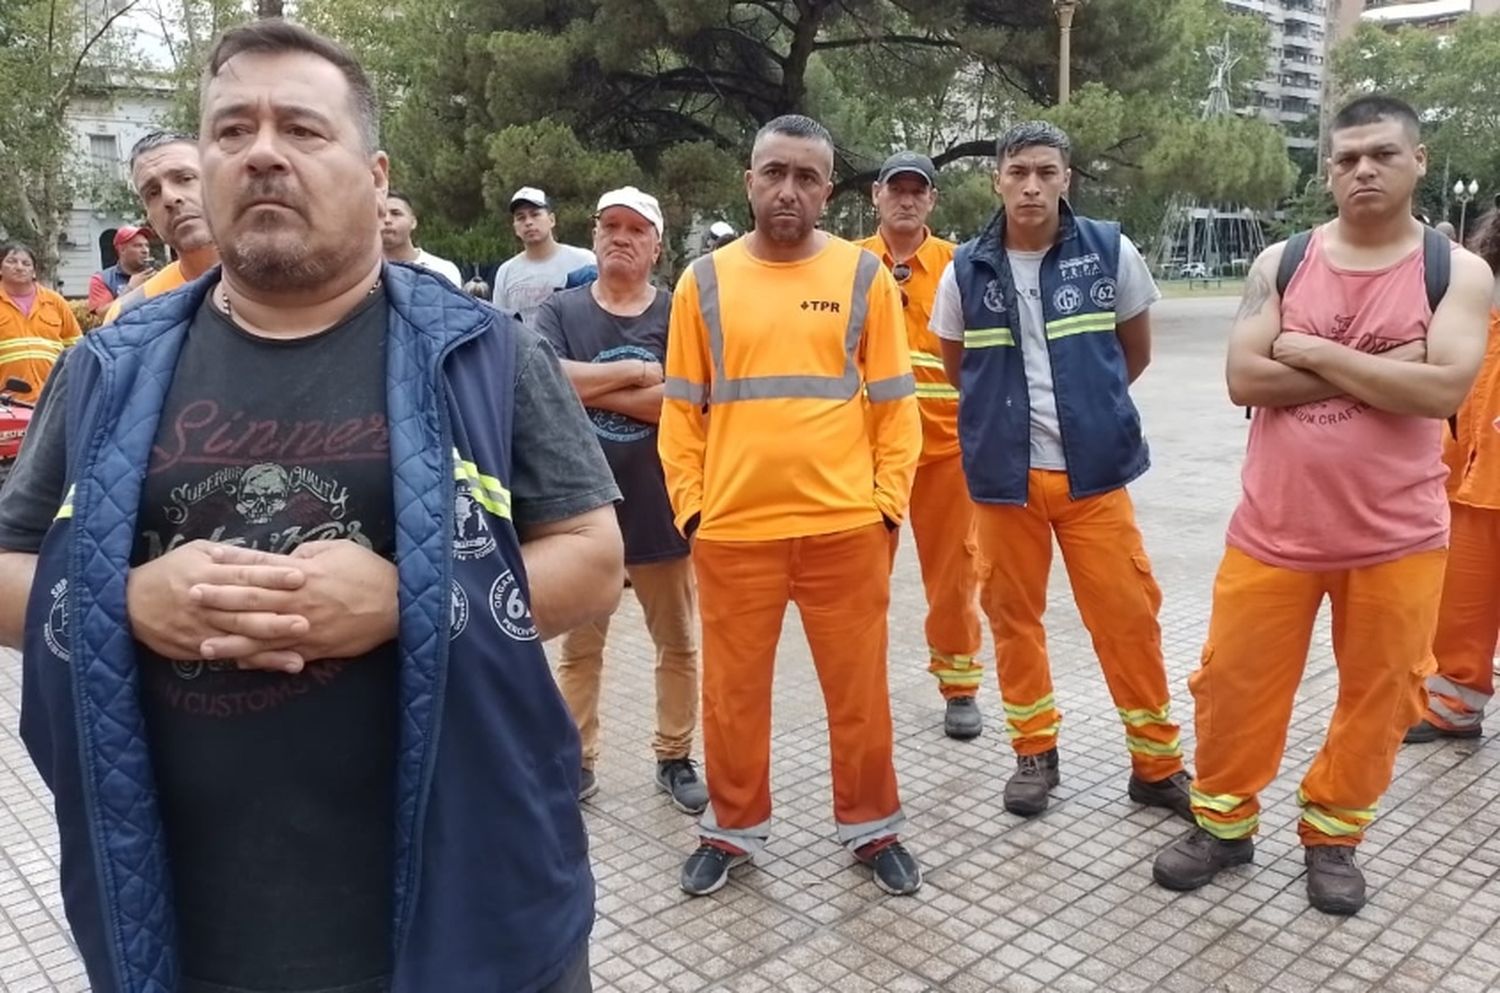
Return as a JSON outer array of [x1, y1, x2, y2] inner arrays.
[[124, 539, 398, 673]]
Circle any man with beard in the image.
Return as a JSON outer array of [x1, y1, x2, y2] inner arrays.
[[0, 19, 622, 993], [537, 186, 706, 813], [103, 132, 222, 323], [380, 190, 462, 286], [857, 151, 985, 740], [659, 114, 923, 897]]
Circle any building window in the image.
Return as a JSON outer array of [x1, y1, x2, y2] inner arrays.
[[89, 133, 121, 180]]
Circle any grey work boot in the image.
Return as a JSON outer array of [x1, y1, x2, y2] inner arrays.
[[944, 696, 983, 740], [1003, 748, 1060, 817], [1305, 845, 1366, 915], [1153, 827, 1255, 891]]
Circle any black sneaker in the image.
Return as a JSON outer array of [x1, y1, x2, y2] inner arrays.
[[1129, 769, 1195, 823], [856, 838, 922, 895], [1003, 749, 1060, 817], [1153, 827, 1254, 891], [679, 842, 750, 896], [578, 768, 598, 802], [1305, 846, 1366, 915], [656, 758, 709, 815], [1404, 719, 1482, 744], [944, 696, 983, 740]]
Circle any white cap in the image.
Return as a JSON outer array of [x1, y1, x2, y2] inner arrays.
[[595, 186, 664, 237], [708, 221, 736, 239], [509, 186, 550, 211]]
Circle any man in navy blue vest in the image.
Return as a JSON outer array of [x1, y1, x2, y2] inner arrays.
[[0, 20, 621, 993], [932, 121, 1193, 824]]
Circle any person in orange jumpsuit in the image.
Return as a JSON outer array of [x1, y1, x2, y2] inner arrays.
[[660, 114, 923, 899], [1153, 95, 1492, 916], [0, 244, 81, 404], [1406, 208, 1500, 743], [856, 151, 985, 740]]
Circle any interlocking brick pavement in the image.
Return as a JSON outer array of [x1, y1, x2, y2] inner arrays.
[[3, 296, 1499, 991]]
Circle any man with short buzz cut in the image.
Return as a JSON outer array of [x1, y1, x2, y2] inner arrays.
[[660, 113, 924, 898], [88, 226, 156, 317], [0, 19, 621, 993], [103, 131, 221, 324], [1153, 94, 1491, 916], [538, 185, 707, 815], [934, 120, 1192, 825], [492, 186, 596, 326], [857, 150, 985, 740], [380, 189, 462, 286]]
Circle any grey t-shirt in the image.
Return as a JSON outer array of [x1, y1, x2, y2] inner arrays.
[[491, 244, 597, 327], [0, 310, 619, 553]]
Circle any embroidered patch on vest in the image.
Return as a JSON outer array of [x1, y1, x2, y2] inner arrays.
[[489, 569, 538, 642], [1090, 277, 1117, 309], [1053, 284, 1083, 315], [982, 278, 1006, 314]]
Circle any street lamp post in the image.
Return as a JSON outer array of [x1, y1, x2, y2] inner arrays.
[[1055, 0, 1081, 105], [1454, 178, 1481, 243]]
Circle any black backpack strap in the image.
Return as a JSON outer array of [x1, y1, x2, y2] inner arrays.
[[1421, 224, 1452, 313], [1276, 230, 1313, 298]]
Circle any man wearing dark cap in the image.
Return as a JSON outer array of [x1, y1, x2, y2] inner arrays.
[[492, 186, 597, 326], [857, 151, 986, 740], [87, 226, 156, 317]]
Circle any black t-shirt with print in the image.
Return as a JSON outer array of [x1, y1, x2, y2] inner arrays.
[[134, 291, 397, 993]]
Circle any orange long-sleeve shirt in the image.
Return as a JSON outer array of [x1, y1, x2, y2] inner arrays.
[[659, 235, 921, 542], [0, 285, 81, 403], [855, 229, 958, 465], [1445, 307, 1500, 510]]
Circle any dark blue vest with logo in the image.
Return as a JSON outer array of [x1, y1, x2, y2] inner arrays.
[[953, 205, 1149, 505], [19, 262, 592, 993]]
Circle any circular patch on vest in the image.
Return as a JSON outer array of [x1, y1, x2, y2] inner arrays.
[[488, 570, 538, 642], [1090, 277, 1117, 310], [43, 579, 69, 662], [982, 278, 1006, 314], [1053, 283, 1083, 316], [450, 579, 470, 640], [453, 488, 498, 561]]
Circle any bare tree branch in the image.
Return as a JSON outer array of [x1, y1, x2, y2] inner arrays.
[[813, 34, 961, 52], [51, 0, 141, 115]]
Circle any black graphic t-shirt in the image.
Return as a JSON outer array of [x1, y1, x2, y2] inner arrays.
[[133, 291, 397, 993], [534, 285, 688, 564]]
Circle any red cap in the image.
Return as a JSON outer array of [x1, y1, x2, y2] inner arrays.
[[112, 225, 151, 250]]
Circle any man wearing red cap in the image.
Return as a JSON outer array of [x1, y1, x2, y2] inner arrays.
[[87, 226, 156, 317]]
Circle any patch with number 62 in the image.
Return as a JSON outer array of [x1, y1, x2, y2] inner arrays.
[[488, 569, 538, 642]]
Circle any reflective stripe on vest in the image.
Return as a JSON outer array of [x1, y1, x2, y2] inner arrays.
[[691, 250, 892, 404], [453, 448, 513, 519], [1044, 311, 1116, 340], [963, 326, 1014, 349]]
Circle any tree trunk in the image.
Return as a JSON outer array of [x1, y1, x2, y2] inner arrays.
[[257, 0, 284, 18]]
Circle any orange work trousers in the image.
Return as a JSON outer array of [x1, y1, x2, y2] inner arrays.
[[907, 454, 984, 699], [693, 523, 903, 857], [1190, 547, 1445, 847], [973, 469, 1182, 780], [1423, 503, 1500, 732], [556, 556, 699, 770]]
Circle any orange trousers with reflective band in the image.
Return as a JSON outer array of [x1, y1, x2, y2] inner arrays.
[[908, 454, 984, 699], [693, 523, 903, 856], [972, 469, 1182, 780], [1190, 547, 1445, 847], [1423, 503, 1500, 732]]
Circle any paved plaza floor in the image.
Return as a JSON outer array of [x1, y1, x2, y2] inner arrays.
[[4, 296, 1500, 992]]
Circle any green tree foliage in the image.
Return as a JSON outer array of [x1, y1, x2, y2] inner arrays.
[[1332, 18, 1500, 228], [301, 0, 1294, 263]]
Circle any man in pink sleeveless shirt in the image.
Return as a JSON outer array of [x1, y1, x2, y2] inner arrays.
[[1153, 95, 1491, 915]]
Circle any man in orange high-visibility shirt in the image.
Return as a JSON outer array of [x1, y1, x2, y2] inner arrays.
[[660, 114, 923, 898], [1406, 209, 1500, 744], [857, 151, 984, 740]]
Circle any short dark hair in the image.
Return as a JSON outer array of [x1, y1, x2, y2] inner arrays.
[[0, 243, 36, 267], [996, 121, 1072, 166], [129, 131, 196, 174], [753, 114, 835, 155], [1331, 94, 1420, 139], [203, 20, 379, 153], [386, 189, 414, 215]]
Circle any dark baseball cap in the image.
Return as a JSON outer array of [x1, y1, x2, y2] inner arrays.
[[877, 151, 937, 186]]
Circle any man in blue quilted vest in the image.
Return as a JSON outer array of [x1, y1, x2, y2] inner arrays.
[[932, 121, 1193, 824], [0, 20, 622, 993]]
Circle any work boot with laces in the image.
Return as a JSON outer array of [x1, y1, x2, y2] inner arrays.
[[1153, 827, 1255, 890], [1305, 845, 1366, 915], [1003, 748, 1061, 817], [1129, 769, 1196, 823]]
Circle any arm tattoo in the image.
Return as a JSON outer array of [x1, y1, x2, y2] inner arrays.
[[1235, 270, 1272, 322]]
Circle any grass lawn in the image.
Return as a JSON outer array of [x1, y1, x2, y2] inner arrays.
[[1159, 278, 1246, 299]]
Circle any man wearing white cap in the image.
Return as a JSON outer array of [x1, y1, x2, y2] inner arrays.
[[535, 187, 707, 814], [493, 186, 597, 326]]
